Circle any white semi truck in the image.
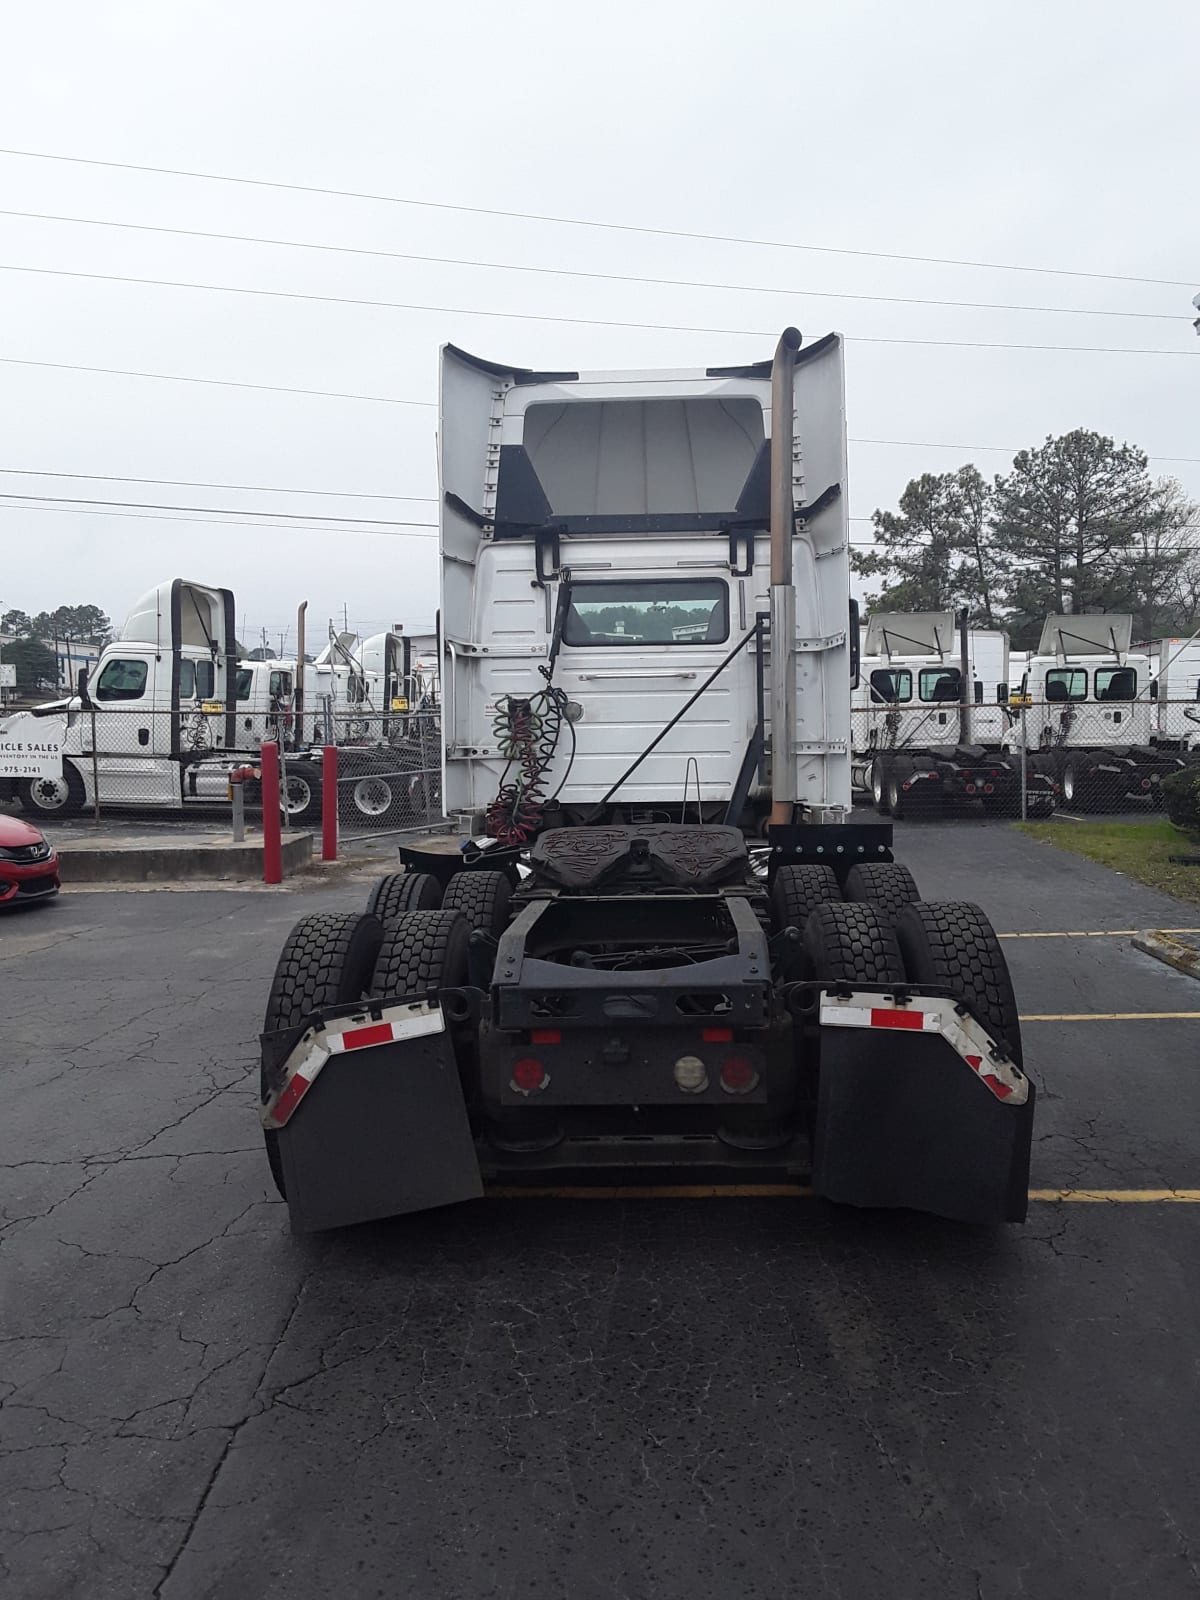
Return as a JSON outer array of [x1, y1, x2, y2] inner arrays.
[[1004, 614, 1187, 810], [850, 612, 1052, 817], [256, 330, 1034, 1233]]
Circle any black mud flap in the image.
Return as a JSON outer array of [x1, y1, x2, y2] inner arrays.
[[812, 1029, 1035, 1224], [275, 1031, 483, 1233]]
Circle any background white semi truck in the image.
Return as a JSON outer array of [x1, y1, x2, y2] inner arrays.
[[850, 611, 1052, 817], [1004, 614, 1188, 811]]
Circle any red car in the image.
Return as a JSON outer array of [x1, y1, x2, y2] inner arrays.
[[0, 813, 60, 906]]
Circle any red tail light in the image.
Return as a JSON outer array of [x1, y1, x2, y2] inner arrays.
[[511, 1057, 548, 1094], [720, 1056, 759, 1095]]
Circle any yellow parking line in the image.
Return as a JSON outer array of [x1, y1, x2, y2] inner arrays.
[[1029, 1190, 1200, 1203], [1021, 1012, 1200, 1021], [488, 1185, 1200, 1203], [1000, 929, 1200, 939]]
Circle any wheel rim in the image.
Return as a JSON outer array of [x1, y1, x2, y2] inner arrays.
[[30, 776, 69, 811], [889, 778, 902, 812], [871, 764, 883, 803], [284, 777, 312, 815], [1064, 768, 1075, 802], [353, 775, 394, 817]]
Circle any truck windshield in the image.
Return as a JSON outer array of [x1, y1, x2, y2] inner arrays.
[[1094, 667, 1137, 701], [869, 669, 912, 704], [94, 658, 148, 702], [563, 580, 729, 646], [1045, 668, 1088, 702], [919, 667, 962, 703]]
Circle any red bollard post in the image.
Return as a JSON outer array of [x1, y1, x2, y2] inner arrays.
[[261, 741, 283, 885], [322, 745, 338, 862]]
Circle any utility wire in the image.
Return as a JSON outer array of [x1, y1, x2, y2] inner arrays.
[[0, 489, 434, 526], [0, 207, 1185, 324], [0, 354, 431, 406], [2, 364, 1196, 469], [1, 263, 1195, 358], [8, 499, 1199, 555], [0, 466, 435, 501], [0, 501, 440, 536], [0, 145, 1191, 290]]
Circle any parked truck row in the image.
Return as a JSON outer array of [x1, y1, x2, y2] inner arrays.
[[850, 609, 1200, 817], [0, 582, 440, 824]]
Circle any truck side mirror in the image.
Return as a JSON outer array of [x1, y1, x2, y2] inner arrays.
[[1150, 681, 1159, 701], [996, 683, 1008, 703], [77, 666, 92, 708], [974, 680, 984, 705], [848, 598, 860, 689]]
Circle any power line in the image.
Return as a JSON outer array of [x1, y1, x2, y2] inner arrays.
[[851, 436, 1200, 467], [0, 207, 1185, 325], [0, 466, 435, 502], [11, 497, 1199, 552], [2, 262, 1195, 359], [0, 145, 1191, 290], [0, 490, 433, 526], [0, 354, 431, 406], [0, 501, 439, 536]]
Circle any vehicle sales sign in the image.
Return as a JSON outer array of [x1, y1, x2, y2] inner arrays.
[[0, 735, 63, 780]]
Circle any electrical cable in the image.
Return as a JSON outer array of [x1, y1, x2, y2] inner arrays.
[[0, 207, 1184, 324], [1, 263, 1194, 358], [1, 144, 1191, 289], [0, 489, 434, 526], [0, 354, 432, 406], [0, 465, 435, 501]]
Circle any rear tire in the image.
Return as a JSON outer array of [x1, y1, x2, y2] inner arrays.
[[802, 901, 905, 985], [440, 869, 512, 937], [365, 870, 442, 923], [886, 756, 915, 820], [18, 763, 86, 818], [894, 901, 1022, 1067], [771, 864, 841, 935], [771, 864, 841, 977], [870, 757, 891, 816], [844, 862, 920, 920], [262, 911, 385, 1197], [281, 759, 322, 824], [370, 909, 470, 1001]]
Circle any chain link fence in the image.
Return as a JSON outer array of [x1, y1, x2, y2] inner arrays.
[[1, 701, 444, 836], [851, 699, 1200, 818]]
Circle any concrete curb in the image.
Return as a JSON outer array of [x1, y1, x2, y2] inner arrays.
[[1132, 930, 1200, 981], [59, 832, 312, 883]]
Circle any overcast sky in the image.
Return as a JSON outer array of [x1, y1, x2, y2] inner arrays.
[[3, 0, 1196, 651]]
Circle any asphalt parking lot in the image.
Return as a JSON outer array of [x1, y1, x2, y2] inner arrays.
[[4, 818, 1200, 1599]]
